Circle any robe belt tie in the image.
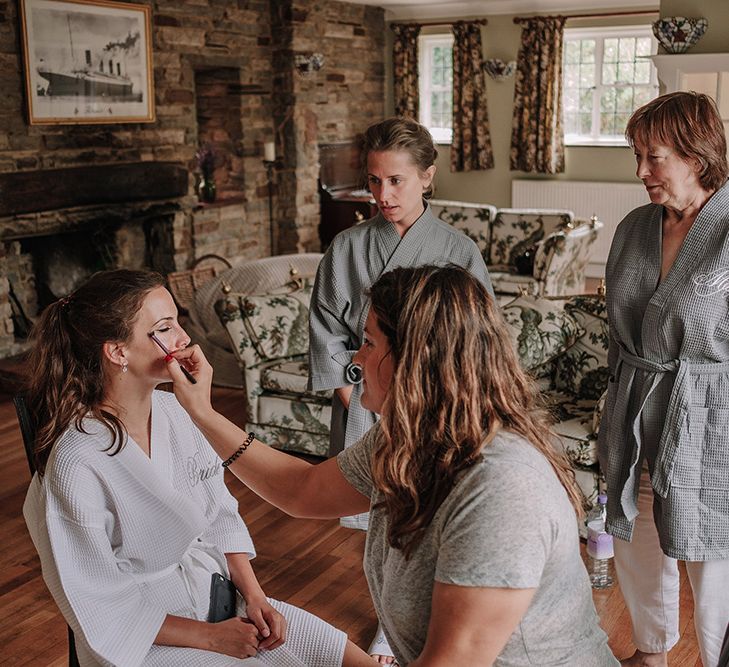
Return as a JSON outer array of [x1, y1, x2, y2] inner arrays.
[[129, 540, 226, 618], [616, 347, 729, 520]]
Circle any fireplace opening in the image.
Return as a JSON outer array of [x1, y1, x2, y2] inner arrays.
[[22, 228, 121, 311], [0, 200, 182, 365]]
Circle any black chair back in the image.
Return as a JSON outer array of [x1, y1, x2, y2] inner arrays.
[[13, 394, 80, 667], [13, 394, 37, 476]]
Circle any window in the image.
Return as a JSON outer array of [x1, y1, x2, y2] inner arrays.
[[563, 27, 659, 146], [418, 34, 453, 144]]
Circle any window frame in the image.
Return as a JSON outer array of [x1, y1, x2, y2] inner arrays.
[[418, 33, 454, 144], [563, 25, 659, 147]]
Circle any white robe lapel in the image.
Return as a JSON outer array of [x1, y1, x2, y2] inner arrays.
[[149, 394, 174, 486]]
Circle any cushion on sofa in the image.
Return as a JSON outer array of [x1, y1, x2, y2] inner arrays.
[[238, 287, 313, 360], [553, 296, 609, 401], [253, 423, 330, 457], [546, 390, 600, 467], [489, 209, 574, 267], [260, 358, 333, 399], [489, 271, 540, 299], [501, 295, 583, 371], [256, 393, 331, 435], [430, 199, 497, 262]]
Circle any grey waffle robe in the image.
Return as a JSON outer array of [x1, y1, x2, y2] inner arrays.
[[598, 180, 729, 561], [308, 203, 492, 466]]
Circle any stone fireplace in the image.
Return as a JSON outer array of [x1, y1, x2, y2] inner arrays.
[[0, 210, 187, 360]]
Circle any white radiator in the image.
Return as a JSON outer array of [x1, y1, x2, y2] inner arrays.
[[511, 179, 649, 278]]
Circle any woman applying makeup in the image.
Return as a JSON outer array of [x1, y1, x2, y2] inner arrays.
[[22, 269, 374, 667]]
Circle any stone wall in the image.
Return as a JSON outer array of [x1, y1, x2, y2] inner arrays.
[[272, 0, 386, 252], [0, 0, 385, 358], [1, 0, 278, 268]]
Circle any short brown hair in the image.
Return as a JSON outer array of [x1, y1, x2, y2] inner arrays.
[[626, 91, 728, 192], [360, 117, 438, 197]]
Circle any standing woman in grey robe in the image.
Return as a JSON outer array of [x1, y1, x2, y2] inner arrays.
[[308, 117, 492, 533], [599, 91, 729, 667]]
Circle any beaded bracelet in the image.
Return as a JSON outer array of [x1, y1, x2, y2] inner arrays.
[[221, 432, 255, 468]]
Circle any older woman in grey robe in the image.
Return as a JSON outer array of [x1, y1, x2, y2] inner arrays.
[[599, 91, 729, 667]]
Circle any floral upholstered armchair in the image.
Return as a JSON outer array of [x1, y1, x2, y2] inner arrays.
[[215, 276, 332, 458], [501, 292, 610, 518], [185, 254, 323, 388]]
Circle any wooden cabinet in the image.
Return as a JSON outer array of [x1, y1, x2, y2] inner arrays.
[[318, 141, 377, 250], [319, 194, 377, 250]]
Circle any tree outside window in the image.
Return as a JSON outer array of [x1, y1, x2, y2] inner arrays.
[[418, 34, 454, 144]]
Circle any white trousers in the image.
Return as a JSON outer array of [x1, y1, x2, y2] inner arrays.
[[613, 469, 729, 666]]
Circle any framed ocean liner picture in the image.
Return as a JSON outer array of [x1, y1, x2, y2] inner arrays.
[[20, 0, 155, 125]]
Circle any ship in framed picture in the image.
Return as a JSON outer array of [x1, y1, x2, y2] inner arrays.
[[20, 0, 154, 125]]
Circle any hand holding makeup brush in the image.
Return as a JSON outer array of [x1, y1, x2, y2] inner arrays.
[[148, 332, 197, 384], [164, 344, 214, 419]]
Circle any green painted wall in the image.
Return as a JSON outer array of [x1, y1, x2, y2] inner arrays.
[[660, 0, 729, 54]]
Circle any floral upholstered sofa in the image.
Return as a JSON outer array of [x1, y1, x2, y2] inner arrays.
[[501, 292, 610, 512], [430, 199, 603, 303]]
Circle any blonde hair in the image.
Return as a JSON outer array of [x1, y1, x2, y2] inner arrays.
[[626, 91, 728, 192], [360, 117, 438, 197], [369, 265, 584, 558]]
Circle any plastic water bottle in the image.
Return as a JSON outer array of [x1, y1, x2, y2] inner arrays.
[[586, 493, 614, 589]]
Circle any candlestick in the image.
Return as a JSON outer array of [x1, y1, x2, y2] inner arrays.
[[264, 141, 276, 163]]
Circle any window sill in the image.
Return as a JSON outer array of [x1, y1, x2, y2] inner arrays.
[[565, 140, 629, 148]]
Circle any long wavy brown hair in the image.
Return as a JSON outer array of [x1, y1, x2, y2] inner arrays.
[[369, 265, 584, 558], [25, 269, 164, 475]]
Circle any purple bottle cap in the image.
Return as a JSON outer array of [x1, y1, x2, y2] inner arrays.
[[598, 493, 608, 504]]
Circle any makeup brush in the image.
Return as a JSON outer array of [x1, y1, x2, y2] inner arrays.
[[148, 332, 197, 384]]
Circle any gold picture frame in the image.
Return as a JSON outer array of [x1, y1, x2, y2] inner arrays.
[[20, 0, 155, 125]]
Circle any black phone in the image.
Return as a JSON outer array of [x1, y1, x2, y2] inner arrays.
[[208, 572, 237, 623]]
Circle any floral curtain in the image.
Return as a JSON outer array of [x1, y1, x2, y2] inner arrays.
[[451, 21, 494, 172], [510, 17, 566, 174], [392, 23, 421, 118]]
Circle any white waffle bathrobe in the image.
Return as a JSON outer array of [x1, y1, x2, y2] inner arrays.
[[23, 390, 346, 667]]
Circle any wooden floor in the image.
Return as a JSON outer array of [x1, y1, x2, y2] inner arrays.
[[0, 386, 701, 666]]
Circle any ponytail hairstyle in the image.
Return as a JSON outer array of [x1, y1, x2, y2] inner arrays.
[[25, 269, 165, 475], [368, 265, 584, 559]]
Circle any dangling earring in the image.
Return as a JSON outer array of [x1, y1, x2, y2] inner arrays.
[[121, 362, 128, 374]]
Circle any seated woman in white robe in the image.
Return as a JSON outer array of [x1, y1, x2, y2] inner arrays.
[[22, 269, 374, 667]]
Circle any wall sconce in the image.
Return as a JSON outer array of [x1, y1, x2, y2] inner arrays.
[[294, 53, 324, 76], [483, 58, 517, 81]]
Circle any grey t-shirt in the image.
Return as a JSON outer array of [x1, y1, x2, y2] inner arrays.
[[338, 425, 618, 666]]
